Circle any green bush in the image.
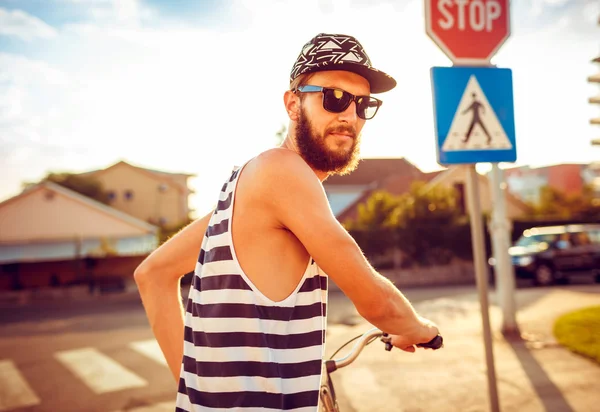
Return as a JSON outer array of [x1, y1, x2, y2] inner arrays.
[[553, 306, 600, 364]]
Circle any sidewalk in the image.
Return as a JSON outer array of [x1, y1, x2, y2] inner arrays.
[[326, 285, 600, 412]]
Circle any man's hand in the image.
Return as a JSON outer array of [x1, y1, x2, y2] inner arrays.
[[388, 316, 440, 353]]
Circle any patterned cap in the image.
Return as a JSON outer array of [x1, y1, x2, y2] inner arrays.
[[290, 33, 397, 94]]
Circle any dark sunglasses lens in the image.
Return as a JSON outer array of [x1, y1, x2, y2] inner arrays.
[[323, 88, 351, 113], [357, 97, 380, 120]]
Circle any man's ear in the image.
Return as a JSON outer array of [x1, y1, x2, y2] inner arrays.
[[283, 90, 300, 121]]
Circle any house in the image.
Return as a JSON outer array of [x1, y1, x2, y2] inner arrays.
[[323, 158, 443, 223], [79, 160, 195, 228], [426, 166, 531, 219], [0, 181, 159, 291], [503, 163, 600, 204]]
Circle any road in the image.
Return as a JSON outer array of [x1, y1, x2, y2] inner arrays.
[[0, 280, 597, 412]]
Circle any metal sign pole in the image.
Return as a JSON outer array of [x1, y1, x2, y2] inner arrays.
[[465, 164, 500, 412], [489, 163, 519, 335]]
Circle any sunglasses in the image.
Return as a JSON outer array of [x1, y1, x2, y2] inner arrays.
[[294, 85, 383, 120]]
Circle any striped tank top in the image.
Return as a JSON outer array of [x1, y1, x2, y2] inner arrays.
[[176, 163, 329, 411]]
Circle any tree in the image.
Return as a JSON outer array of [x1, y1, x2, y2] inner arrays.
[[393, 181, 464, 265], [394, 181, 461, 225], [24, 172, 111, 205], [344, 190, 402, 231], [345, 181, 461, 231], [344, 181, 466, 266], [527, 185, 600, 220]]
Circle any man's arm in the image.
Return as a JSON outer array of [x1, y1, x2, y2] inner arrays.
[[256, 150, 437, 346], [134, 209, 214, 382]]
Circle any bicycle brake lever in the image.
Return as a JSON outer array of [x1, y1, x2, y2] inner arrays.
[[380, 333, 393, 351]]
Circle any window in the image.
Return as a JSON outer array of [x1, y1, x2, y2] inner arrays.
[[124, 190, 134, 201], [107, 191, 116, 201]]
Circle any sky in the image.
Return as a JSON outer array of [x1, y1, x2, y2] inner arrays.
[[0, 0, 599, 217]]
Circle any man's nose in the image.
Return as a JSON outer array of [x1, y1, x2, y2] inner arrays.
[[337, 100, 358, 123]]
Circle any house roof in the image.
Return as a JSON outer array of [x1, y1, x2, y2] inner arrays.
[[0, 180, 158, 244], [137, 164, 195, 177], [323, 158, 424, 187], [81, 160, 194, 193]]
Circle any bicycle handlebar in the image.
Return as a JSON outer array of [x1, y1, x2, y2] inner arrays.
[[325, 328, 444, 374]]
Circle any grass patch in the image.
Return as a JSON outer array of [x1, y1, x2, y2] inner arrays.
[[553, 305, 600, 364]]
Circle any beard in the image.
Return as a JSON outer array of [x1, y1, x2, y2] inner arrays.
[[295, 107, 361, 176]]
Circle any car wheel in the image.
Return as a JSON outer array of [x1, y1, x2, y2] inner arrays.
[[534, 264, 555, 287]]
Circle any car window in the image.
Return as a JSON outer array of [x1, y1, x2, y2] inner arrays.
[[516, 233, 558, 247], [586, 229, 600, 245], [570, 231, 591, 246]]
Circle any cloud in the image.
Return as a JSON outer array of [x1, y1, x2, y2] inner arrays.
[[583, 1, 600, 25], [0, 0, 598, 212], [63, 0, 157, 28], [0, 85, 24, 122], [0, 53, 68, 86], [0, 8, 57, 41]]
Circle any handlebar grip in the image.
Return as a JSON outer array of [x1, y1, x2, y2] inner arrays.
[[416, 335, 444, 349]]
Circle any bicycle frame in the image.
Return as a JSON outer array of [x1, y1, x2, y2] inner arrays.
[[319, 328, 443, 411], [319, 328, 385, 412]]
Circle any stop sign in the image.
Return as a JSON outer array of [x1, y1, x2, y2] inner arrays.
[[425, 0, 511, 65]]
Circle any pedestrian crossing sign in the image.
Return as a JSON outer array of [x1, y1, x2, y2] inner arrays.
[[430, 66, 517, 165]]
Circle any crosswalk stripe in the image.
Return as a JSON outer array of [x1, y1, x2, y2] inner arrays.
[[0, 360, 41, 411], [55, 347, 147, 394], [129, 339, 168, 366], [110, 401, 173, 412], [337, 366, 404, 412]]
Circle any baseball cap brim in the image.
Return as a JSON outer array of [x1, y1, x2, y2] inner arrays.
[[300, 63, 397, 94]]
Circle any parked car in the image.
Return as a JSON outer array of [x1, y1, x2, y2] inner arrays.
[[489, 224, 600, 286]]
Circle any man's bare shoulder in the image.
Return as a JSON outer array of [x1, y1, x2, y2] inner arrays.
[[249, 148, 318, 184]]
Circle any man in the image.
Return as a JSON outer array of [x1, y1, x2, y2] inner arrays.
[[134, 33, 440, 411]]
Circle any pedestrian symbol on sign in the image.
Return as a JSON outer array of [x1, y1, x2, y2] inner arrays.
[[462, 93, 492, 144], [441, 75, 513, 152]]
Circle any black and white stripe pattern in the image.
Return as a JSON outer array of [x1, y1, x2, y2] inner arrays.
[[176, 165, 328, 411]]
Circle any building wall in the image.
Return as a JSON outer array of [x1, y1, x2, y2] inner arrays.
[[170, 174, 193, 220], [505, 164, 588, 203], [93, 163, 187, 227], [0, 186, 151, 243], [547, 164, 584, 196], [0, 255, 146, 291], [324, 185, 371, 217], [505, 173, 547, 204]]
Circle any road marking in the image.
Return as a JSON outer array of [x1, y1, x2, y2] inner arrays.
[[55, 347, 147, 394], [129, 339, 167, 366], [338, 366, 404, 412], [110, 401, 173, 412], [0, 360, 41, 411]]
